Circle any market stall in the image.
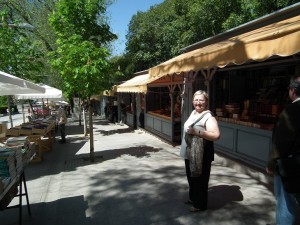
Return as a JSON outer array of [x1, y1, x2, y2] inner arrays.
[[210, 61, 299, 168], [117, 71, 156, 128], [4, 117, 56, 162], [117, 70, 189, 143], [148, 4, 300, 169], [145, 74, 184, 143]]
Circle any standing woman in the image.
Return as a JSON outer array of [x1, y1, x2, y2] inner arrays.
[[180, 90, 220, 212]]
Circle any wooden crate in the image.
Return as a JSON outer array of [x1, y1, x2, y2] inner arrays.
[[32, 128, 46, 135], [5, 129, 20, 137], [40, 137, 52, 152], [27, 135, 43, 163], [19, 129, 32, 136]]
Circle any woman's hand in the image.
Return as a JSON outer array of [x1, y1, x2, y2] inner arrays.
[[186, 126, 196, 135]]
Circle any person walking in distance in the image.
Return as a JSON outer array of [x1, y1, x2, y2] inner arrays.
[[58, 107, 67, 144], [266, 76, 300, 225]]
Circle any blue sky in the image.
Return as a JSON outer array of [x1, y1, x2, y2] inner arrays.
[[107, 0, 164, 56]]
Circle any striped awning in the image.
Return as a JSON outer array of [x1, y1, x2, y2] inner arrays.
[[149, 14, 300, 79]]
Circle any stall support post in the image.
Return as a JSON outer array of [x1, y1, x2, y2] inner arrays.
[[131, 93, 137, 128], [117, 94, 121, 123], [19, 172, 31, 223], [201, 67, 217, 108], [17, 172, 31, 225], [168, 82, 176, 142], [5, 171, 31, 225]]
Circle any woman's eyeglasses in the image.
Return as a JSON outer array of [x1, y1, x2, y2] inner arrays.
[[193, 99, 206, 102]]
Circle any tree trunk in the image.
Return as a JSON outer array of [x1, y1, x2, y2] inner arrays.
[[88, 99, 95, 162], [83, 108, 88, 136], [79, 98, 82, 126]]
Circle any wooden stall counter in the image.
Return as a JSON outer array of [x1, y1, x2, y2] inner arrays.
[[4, 118, 56, 162], [147, 111, 171, 121]]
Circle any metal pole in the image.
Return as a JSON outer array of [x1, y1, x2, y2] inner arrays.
[[7, 96, 13, 128]]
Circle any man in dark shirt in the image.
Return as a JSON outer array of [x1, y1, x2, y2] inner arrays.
[[120, 101, 127, 124], [266, 76, 300, 225]]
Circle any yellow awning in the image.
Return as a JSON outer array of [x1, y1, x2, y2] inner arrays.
[[117, 74, 158, 93], [149, 15, 300, 78], [90, 85, 117, 99]]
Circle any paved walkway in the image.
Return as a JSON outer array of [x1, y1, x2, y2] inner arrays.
[[1, 117, 277, 225]]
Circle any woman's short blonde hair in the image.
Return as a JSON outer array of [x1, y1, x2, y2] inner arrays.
[[193, 90, 209, 101]]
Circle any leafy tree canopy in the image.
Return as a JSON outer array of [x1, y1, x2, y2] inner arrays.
[[123, 0, 299, 76], [0, 7, 45, 82], [48, 0, 117, 99]]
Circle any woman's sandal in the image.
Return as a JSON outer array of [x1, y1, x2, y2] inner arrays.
[[189, 206, 201, 212], [189, 206, 207, 212]]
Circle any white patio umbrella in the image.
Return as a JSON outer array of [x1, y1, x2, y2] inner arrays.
[[0, 70, 46, 95], [0, 70, 45, 127], [15, 84, 62, 100]]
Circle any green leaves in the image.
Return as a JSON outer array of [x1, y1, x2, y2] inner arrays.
[[49, 0, 116, 46], [0, 11, 45, 82], [124, 0, 298, 75], [48, 0, 116, 99]]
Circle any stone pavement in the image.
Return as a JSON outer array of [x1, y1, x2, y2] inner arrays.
[[1, 117, 277, 225]]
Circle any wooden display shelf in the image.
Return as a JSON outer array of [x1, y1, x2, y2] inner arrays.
[[19, 129, 32, 136], [3, 120, 56, 163], [31, 128, 46, 135], [5, 129, 20, 137], [147, 111, 171, 121]]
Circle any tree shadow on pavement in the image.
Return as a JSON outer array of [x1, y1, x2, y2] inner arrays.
[[92, 120, 111, 126], [208, 184, 243, 210], [0, 195, 95, 225], [65, 124, 84, 135], [84, 165, 274, 225], [74, 145, 162, 165], [94, 127, 135, 136], [26, 137, 88, 181]]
